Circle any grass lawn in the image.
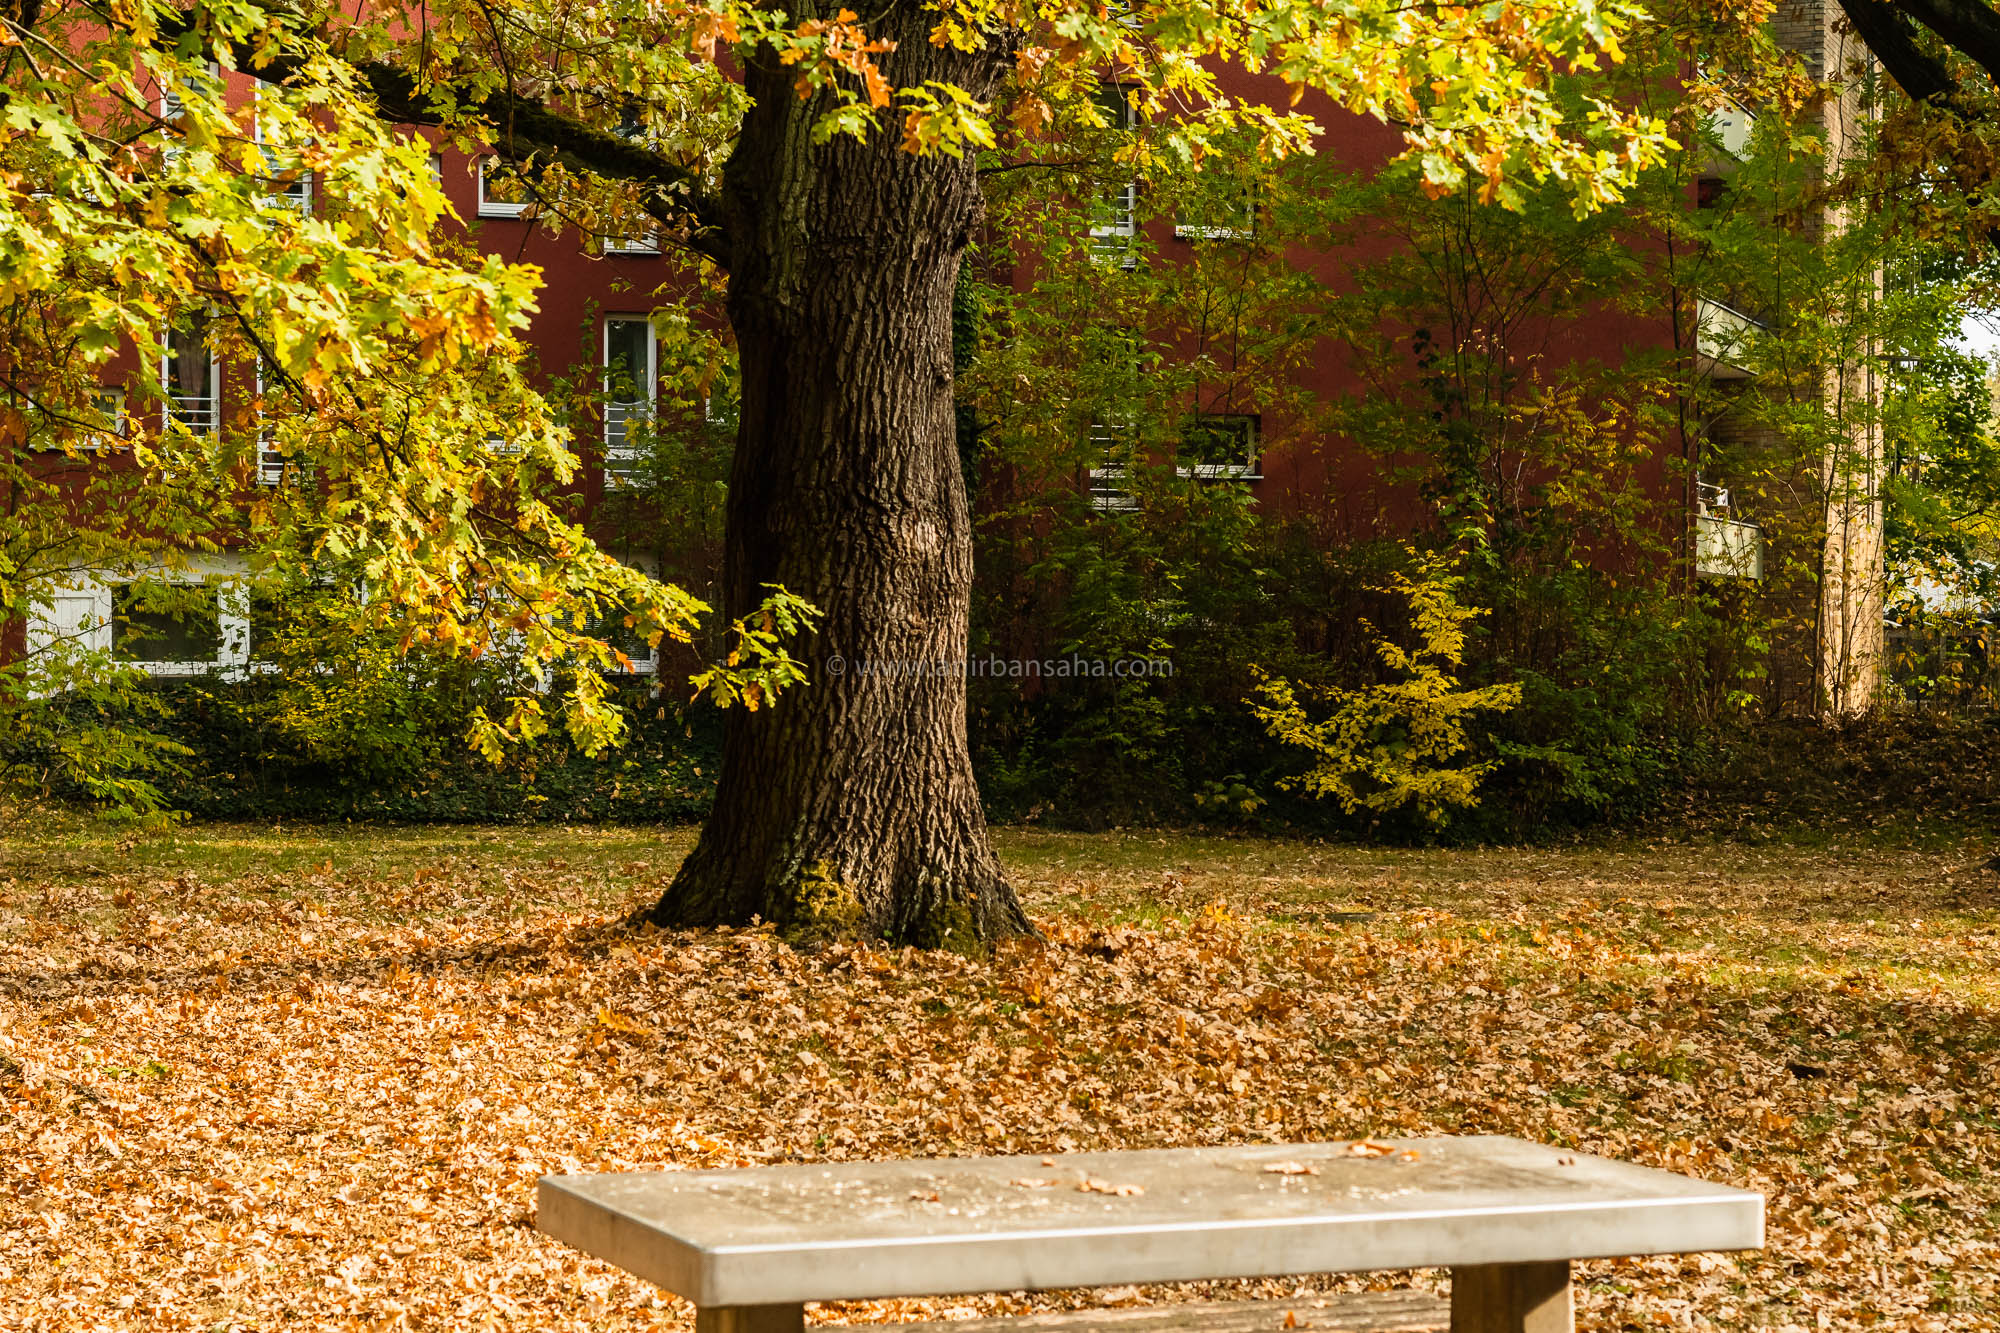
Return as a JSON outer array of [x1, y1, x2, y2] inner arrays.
[[1, 813, 1997, 1331]]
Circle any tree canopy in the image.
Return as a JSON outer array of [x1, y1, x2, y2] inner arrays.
[[3, 0, 1785, 931]]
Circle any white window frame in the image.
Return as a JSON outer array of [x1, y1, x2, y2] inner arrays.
[[31, 563, 260, 681], [252, 81, 313, 214], [476, 158, 534, 218], [160, 324, 220, 436], [157, 62, 220, 170], [1089, 84, 1139, 268], [599, 609, 659, 676], [218, 583, 254, 675], [1695, 296, 1764, 380], [595, 106, 661, 254], [1694, 478, 1763, 580], [1172, 219, 1252, 243], [84, 388, 126, 451], [602, 317, 657, 484], [1173, 185, 1258, 242], [604, 228, 661, 256], [158, 62, 219, 124], [253, 361, 284, 485], [1177, 413, 1262, 481], [30, 388, 128, 454], [1085, 328, 1143, 509], [1087, 417, 1138, 512], [107, 579, 247, 678]]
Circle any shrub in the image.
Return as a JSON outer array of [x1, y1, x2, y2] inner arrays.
[[1251, 553, 1521, 827]]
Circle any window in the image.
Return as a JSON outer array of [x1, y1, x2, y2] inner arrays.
[[1178, 413, 1260, 479], [157, 62, 220, 170], [246, 586, 316, 664], [477, 158, 536, 218], [603, 317, 657, 483], [589, 605, 658, 675], [600, 107, 660, 254], [1711, 100, 1755, 161], [158, 62, 219, 127], [1089, 84, 1139, 267], [1087, 417, 1138, 511], [162, 318, 219, 435], [112, 583, 222, 673], [1174, 183, 1258, 241], [31, 574, 254, 678], [85, 388, 126, 450], [246, 578, 360, 666], [1084, 328, 1142, 509], [604, 231, 661, 257], [253, 82, 312, 213], [1695, 297, 1764, 380], [28, 388, 126, 455], [253, 361, 285, 485], [247, 589, 290, 661]]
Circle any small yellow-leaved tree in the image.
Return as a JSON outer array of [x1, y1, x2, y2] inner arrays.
[[1252, 554, 1521, 826]]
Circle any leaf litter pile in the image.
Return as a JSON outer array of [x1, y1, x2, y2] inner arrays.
[[1, 821, 1997, 1331]]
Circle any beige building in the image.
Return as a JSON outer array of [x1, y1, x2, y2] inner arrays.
[[1699, 2, 1887, 721], [1787, 0, 1887, 720]]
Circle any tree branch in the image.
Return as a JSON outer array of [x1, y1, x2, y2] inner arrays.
[[1897, 0, 2000, 92], [1836, 0, 2000, 251], [1836, 0, 1960, 104], [149, 5, 731, 264], [350, 61, 729, 264]]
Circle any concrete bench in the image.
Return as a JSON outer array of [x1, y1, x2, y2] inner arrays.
[[537, 1136, 1763, 1333]]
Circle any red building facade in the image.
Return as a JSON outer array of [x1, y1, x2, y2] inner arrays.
[[22, 63, 1750, 693]]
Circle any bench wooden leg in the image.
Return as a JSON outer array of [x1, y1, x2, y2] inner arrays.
[[694, 1304, 806, 1333], [1448, 1261, 1572, 1333]]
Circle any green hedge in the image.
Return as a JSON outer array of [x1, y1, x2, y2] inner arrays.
[[126, 675, 719, 824]]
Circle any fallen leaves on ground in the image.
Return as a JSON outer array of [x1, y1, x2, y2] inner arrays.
[[0, 819, 1996, 1331]]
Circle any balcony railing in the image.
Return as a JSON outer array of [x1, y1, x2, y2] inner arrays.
[[1695, 298, 1763, 380], [1087, 465, 1138, 511], [603, 401, 650, 484], [1089, 183, 1138, 268], [1087, 418, 1137, 510], [1696, 513, 1764, 579], [164, 392, 218, 435], [1694, 483, 1761, 580], [256, 441, 286, 486], [267, 176, 312, 213]]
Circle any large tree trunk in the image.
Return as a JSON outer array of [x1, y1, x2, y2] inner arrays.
[[649, 10, 1032, 949]]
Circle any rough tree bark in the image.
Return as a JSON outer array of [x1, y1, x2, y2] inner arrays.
[[648, 8, 1033, 949]]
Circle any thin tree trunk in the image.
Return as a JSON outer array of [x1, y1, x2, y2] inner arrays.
[[650, 11, 1032, 949]]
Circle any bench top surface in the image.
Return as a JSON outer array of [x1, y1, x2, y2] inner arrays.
[[537, 1137, 1763, 1305]]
